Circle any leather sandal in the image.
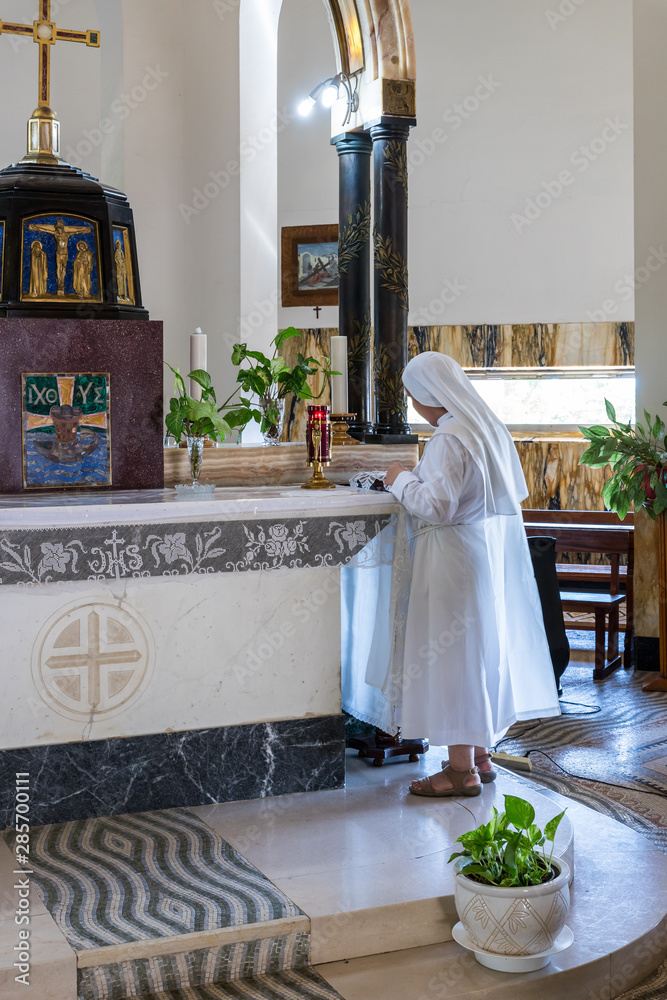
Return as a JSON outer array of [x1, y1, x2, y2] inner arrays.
[[409, 765, 482, 798], [441, 751, 497, 784]]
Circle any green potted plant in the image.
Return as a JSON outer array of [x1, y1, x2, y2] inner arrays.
[[232, 328, 337, 445], [449, 794, 570, 969], [579, 400, 667, 519], [164, 365, 249, 489]]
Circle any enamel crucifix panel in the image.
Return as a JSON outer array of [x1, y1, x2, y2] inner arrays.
[[21, 214, 102, 303]]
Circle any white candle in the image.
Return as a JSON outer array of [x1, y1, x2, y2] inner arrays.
[[330, 336, 348, 414], [190, 328, 207, 400]]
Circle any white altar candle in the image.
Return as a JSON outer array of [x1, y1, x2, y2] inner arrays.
[[190, 328, 207, 400], [330, 336, 348, 414]]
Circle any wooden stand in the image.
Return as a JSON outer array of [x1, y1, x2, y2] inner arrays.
[[331, 414, 360, 446], [644, 513, 667, 691], [347, 727, 429, 767]]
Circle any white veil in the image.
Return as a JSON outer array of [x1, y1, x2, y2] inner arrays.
[[403, 352, 528, 516]]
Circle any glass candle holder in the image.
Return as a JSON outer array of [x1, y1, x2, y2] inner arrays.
[[306, 405, 331, 466]]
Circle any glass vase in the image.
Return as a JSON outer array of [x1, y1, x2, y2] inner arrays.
[[187, 435, 205, 484], [260, 397, 285, 446], [173, 435, 216, 499]]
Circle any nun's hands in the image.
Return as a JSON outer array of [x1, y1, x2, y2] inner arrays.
[[385, 462, 410, 487]]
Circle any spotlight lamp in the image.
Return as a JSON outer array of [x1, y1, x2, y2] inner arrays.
[[298, 73, 360, 126], [298, 95, 317, 117], [321, 84, 339, 109]]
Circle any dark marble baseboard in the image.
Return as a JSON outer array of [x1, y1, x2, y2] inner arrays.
[[0, 716, 345, 828], [636, 636, 660, 672]]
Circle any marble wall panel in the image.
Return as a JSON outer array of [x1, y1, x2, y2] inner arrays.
[[407, 322, 634, 367], [512, 323, 560, 366], [281, 329, 334, 445], [517, 439, 608, 512], [0, 565, 343, 750], [0, 716, 346, 827], [165, 443, 420, 487], [634, 511, 660, 638], [410, 325, 515, 366], [282, 322, 633, 444]]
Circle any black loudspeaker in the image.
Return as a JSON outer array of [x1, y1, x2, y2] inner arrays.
[[527, 535, 570, 693]]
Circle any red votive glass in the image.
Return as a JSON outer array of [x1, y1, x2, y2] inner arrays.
[[306, 405, 331, 464]]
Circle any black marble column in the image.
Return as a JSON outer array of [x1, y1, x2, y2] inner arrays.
[[369, 118, 416, 440], [334, 131, 373, 438]]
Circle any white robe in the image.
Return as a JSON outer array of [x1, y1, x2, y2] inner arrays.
[[388, 414, 560, 746], [342, 413, 561, 746]]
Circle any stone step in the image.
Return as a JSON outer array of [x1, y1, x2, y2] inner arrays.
[[1, 808, 311, 1000], [121, 970, 344, 1000], [197, 750, 667, 999], [193, 759, 576, 965], [2, 747, 666, 1000]]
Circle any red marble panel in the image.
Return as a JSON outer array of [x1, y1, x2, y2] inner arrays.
[[0, 319, 164, 493]]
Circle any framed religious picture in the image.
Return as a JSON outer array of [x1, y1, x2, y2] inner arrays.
[[281, 224, 339, 308], [21, 372, 112, 490], [20, 213, 102, 303]]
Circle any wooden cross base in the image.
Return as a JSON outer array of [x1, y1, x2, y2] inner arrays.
[[642, 675, 667, 692], [347, 728, 429, 767], [645, 512, 667, 693]]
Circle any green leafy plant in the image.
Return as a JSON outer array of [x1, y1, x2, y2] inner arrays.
[[232, 327, 338, 436], [164, 365, 250, 444], [448, 794, 565, 888], [580, 400, 667, 520]]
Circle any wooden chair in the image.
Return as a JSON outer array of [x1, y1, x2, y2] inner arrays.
[[560, 590, 625, 679], [523, 511, 634, 679]]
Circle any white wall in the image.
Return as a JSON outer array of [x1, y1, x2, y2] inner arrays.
[[632, 0, 667, 641], [276, 0, 635, 328], [122, 0, 240, 406], [278, 0, 339, 331], [408, 0, 634, 326], [634, 0, 667, 419]]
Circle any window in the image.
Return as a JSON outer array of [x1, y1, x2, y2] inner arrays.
[[406, 367, 635, 431]]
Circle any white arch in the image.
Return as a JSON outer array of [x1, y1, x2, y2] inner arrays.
[[239, 0, 415, 361]]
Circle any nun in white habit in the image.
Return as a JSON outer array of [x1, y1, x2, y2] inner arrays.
[[383, 352, 560, 798]]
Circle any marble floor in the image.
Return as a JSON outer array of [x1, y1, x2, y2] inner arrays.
[[3, 663, 667, 1000], [501, 660, 667, 851]]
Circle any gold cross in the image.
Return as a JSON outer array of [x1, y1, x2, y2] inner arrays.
[[46, 610, 141, 707], [0, 0, 99, 110]]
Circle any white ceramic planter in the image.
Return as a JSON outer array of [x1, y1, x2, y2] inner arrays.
[[454, 857, 571, 956]]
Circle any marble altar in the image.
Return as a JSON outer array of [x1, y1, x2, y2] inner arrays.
[[0, 486, 398, 826], [164, 441, 420, 489]]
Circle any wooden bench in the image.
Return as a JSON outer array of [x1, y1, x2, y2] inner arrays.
[[523, 511, 635, 676], [560, 590, 626, 679]]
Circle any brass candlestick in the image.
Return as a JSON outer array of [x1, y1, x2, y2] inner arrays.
[[303, 420, 336, 490], [331, 413, 360, 446]]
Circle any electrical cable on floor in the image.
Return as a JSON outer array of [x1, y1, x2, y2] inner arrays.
[[557, 699, 602, 716], [492, 692, 667, 798], [494, 721, 543, 751], [516, 748, 667, 800]]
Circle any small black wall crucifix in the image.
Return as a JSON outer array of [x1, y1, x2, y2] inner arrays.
[[313, 305, 322, 319]]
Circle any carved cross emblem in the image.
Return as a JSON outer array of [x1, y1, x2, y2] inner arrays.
[[35, 602, 151, 719]]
